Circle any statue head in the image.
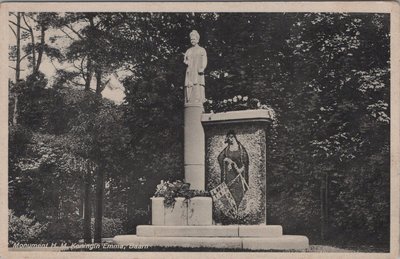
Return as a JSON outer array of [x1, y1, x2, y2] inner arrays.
[[189, 30, 200, 46]]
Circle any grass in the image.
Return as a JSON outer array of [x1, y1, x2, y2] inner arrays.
[[64, 244, 389, 253]]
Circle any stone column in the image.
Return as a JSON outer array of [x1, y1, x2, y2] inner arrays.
[[184, 102, 205, 190], [182, 30, 207, 190]]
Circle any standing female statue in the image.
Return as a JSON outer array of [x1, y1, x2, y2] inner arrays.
[[184, 30, 207, 104]]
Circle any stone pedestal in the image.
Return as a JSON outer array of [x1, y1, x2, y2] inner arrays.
[[184, 103, 205, 190], [188, 197, 213, 225], [151, 197, 164, 226], [151, 197, 212, 226], [201, 110, 273, 224], [164, 198, 188, 226]]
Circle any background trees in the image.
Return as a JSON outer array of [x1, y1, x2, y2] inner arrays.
[[8, 12, 390, 250]]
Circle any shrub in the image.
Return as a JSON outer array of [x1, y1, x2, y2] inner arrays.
[[102, 217, 124, 237], [44, 216, 82, 244], [8, 210, 47, 246]]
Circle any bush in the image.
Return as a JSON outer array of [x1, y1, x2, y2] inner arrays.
[[9, 125, 32, 159], [8, 210, 47, 246], [102, 217, 125, 237], [43, 215, 83, 244]]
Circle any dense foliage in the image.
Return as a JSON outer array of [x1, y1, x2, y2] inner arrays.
[[8, 12, 390, 250]]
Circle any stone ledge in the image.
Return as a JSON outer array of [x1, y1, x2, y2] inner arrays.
[[136, 225, 283, 237], [137, 225, 238, 237], [201, 109, 273, 125], [242, 235, 309, 250], [239, 225, 282, 237], [113, 234, 309, 250], [113, 235, 242, 249]]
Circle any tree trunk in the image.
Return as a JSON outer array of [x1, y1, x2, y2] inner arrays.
[[22, 14, 36, 73], [83, 167, 92, 243], [85, 15, 95, 92], [320, 172, 329, 241], [30, 27, 36, 72], [79, 176, 84, 218], [35, 25, 46, 74], [95, 69, 102, 96], [85, 58, 92, 91], [324, 172, 329, 238], [15, 13, 21, 82], [12, 94, 19, 127], [94, 163, 105, 243], [126, 171, 136, 234], [12, 12, 21, 127]]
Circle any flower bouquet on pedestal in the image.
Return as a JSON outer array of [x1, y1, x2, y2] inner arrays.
[[152, 180, 212, 226]]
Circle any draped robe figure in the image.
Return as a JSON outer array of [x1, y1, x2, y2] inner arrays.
[[218, 131, 249, 208], [184, 31, 207, 104]]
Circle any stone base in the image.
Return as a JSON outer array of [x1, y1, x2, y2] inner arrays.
[[113, 235, 308, 251], [242, 235, 309, 250], [113, 225, 309, 251], [151, 197, 212, 226], [113, 235, 242, 249], [137, 225, 282, 237]]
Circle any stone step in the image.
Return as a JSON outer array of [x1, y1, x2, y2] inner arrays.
[[242, 236, 309, 250], [112, 235, 309, 251], [136, 225, 283, 237], [239, 225, 282, 237]]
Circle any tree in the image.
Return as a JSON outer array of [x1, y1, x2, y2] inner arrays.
[[9, 12, 22, 126], [21, 12, 60, 74], [283, 13, 390, 241], [50, 13, 131, 242], [9, 12, 61, 127], [53, 13, 126, 94]]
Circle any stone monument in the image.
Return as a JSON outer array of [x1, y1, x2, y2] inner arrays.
[[113, 30, 309, 250], [183, 30, 207, 190]]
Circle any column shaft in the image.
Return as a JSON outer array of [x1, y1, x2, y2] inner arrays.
[[184, 103, 204, 190]]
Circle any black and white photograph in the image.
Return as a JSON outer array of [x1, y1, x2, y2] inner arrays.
[[1, 2, 399, 258]]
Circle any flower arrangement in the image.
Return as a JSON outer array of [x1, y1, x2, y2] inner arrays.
[[154, 180, 210, 208], [203, 95, 276, 120]]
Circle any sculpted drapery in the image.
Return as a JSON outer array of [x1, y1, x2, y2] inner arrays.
[[184, 30, 207, 104]]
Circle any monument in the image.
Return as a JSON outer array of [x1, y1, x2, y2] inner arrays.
[[183, 30, 207, 190], [113, 30, 309, 250]]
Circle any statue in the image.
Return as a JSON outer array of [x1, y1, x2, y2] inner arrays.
[[184, 30, 207, 104]]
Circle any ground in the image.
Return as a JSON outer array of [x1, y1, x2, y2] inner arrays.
[[8, 244, 389, 253]]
